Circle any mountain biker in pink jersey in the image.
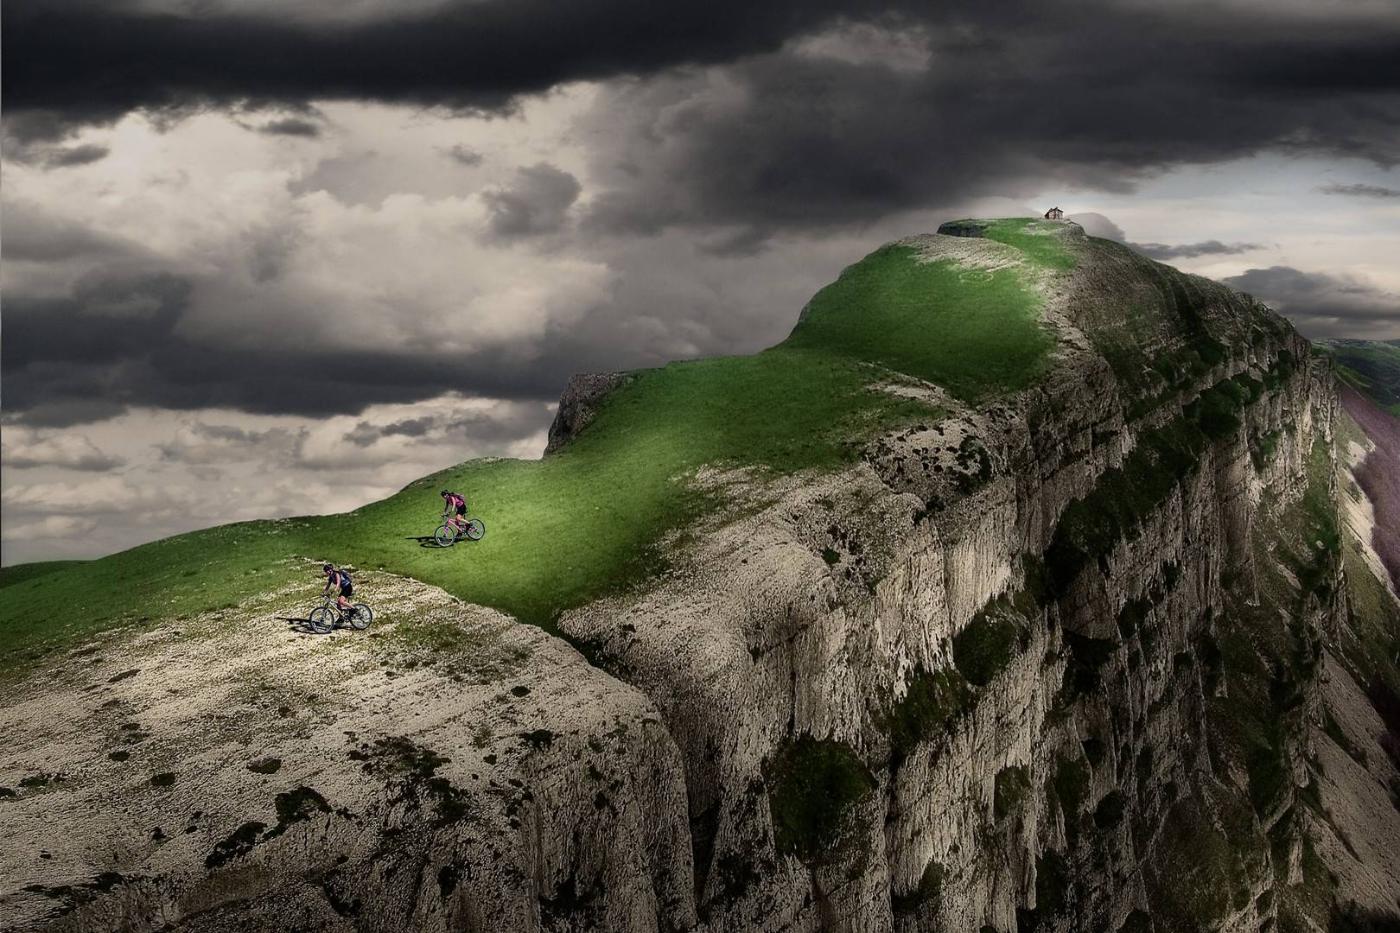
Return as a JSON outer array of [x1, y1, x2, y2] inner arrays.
[[322, 563, 354, 614], [440, 490, 469, 534]]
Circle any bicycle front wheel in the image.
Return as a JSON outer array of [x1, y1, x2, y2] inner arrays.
[[464, 519, 485, 541], [434, 525, 457, 547], [308, 606, 335, 634], [350, 604, 373, 630]]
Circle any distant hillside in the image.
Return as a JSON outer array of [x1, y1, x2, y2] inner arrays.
[[1319, 338, 1400, 415]]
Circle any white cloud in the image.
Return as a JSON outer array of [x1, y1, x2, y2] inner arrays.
[[2, 427, 125, 470], [1, 515, 99, 541]]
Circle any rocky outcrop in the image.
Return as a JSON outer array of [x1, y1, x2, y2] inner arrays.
[[545, 372, 628, 455], [0, 575, 694, 932]]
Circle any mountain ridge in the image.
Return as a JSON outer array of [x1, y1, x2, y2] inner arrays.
[[3, 219, 1399, 932]]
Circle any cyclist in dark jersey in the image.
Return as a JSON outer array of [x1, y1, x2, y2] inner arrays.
[[322, 563, 354, 614]]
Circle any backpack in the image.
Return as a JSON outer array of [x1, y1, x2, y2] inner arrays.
[[337, 570, 352, 588]]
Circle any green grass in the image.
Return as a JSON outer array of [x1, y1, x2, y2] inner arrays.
[[786, 243, 1056, 403], [0, 221, 1091, 676], [1339, 538, 1400, 698], [979, 219, 1078, 272], [0, 561, 89, 590]]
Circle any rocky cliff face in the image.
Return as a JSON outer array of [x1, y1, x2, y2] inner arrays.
[[560, 226, 1370, 932], [5, 222, 1398, 932]]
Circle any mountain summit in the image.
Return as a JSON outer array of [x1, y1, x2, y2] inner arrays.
[[3, 219, 1398, 932]]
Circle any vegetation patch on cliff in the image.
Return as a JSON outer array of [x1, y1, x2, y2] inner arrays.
[[892, 858, 945, 916], [884, 666, 973, 768], [763, 733, 876, 864], [994, 765, 1032, 821], [1051, 754, 1091, 841], [1144, 790, 1267, 928], [953, 562, 1043, 687]]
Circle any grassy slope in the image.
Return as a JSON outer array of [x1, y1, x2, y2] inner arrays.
[[786, 243, 1056, 400], [1, 225, 1072, 669], [0, 561, 89, 590], [1319, 339, 1400, 416]]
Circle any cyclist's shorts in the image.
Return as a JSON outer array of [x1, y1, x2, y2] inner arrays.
[[456, 504, 467, 516], [340, 583, 354, 597]]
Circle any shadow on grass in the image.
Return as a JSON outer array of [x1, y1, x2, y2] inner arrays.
[[405, 535, 452, 549]]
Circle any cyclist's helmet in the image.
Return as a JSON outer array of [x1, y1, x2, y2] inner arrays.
[[440, 489, 449, 497], [322, 563, 333, 574]]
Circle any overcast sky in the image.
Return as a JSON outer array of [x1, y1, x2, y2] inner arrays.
[[4, 0, 1400, 565]]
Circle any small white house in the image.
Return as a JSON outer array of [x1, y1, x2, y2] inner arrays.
[[1044, 207, 1064, 220]]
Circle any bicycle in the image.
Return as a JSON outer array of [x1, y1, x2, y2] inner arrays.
[[307, 598, 373, 634], [433, 515, 486, 548]]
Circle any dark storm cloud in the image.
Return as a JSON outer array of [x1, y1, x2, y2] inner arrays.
[[443, 144, 484, 167], [0, 263, 638, 426], [154, 422, 302, 464], [342, 407, 547, 448], [1319, 182, 1400, 199], [1223, 266, 1400, 337], [9, 399, 132, 429], [1, 0, 873, 141], [259, 117, 322, 137], [483, 163, 582, 237], [345, 417, 436, 445], [43, 143, 111, 168], [1133, 240, 1264, 260], [578, 4, 1400, 239], [2, 201, 139, 263], [3, 137, 113, 168], [7, 0, 1400, 429]]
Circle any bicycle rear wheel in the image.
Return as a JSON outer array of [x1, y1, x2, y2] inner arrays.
[[434, 525, 457, 547], [349, 604, 373, 630], [308, 606, 335, 634], [464, 519, 485, 541]]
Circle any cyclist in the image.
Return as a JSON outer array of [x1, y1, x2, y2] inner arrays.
[[440, 489, 469, 535], [322, 563, 354, 615]]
